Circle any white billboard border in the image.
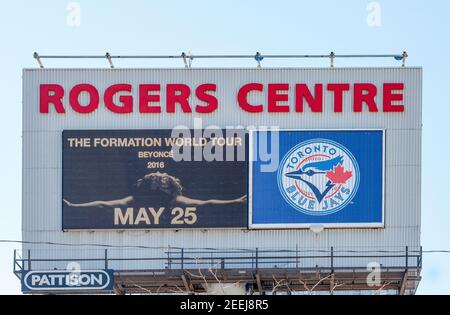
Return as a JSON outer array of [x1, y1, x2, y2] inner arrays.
[[248, 128, 386, 230]]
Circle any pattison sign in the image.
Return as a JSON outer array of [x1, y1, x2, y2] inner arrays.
[[21, 270, 114, 292], [39, 82, 405, 114]]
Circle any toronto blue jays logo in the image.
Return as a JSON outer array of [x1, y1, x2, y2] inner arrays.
[[277, 139, 360, 216]]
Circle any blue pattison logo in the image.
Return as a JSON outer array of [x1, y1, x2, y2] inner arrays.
[[277, 139, 360, 216], [22, 269, 114, 292]]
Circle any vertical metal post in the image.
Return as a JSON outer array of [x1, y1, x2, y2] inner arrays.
[[104, 249, 108, 269], [418, 246, 423, 268], [402, 51, 408, 67], [167, 247, 171, 269], [255, 248, 259, 270], [330, 52, 335, 68], [28, 249, 31, 270], [251, 251, 254, 269], [221, 258, 225, 270], [255, 52, 263, 68], [188, 52, 193, 68], [181, 52, 188, 68], [33, 52, 44, 68], [105, 52, 114, 68], [13, 249, 16, 274], [181, 248, 184, 270], [296, 244, 299, 269], [330, 247, 334, 273], [405, 246, 409, 270]]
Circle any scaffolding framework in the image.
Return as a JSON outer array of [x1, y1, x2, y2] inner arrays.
[[14, 247, 421, 295]]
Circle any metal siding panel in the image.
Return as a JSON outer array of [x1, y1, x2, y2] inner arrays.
[[23, 68, 422, 131]]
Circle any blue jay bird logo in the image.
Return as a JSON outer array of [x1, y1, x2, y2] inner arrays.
[[284, 156, 344, 204], [277, 139, 360, 216]]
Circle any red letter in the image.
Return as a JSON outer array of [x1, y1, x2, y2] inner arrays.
[[295, 84, 323, 112], [196, 84, 218, 113], [69, 84, 99, 113], [383, 83, 404, 112], [40, 84, 65, 113], [354, 83, 378, 112], [166, 84, 192, 113], [237, 83, 263, 112], [327, 84, 350, 112], [139, 84, 161, 113], [104, 84, 133, 114], [268, 84, 289, 112]]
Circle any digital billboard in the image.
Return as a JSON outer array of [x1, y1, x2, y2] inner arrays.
[[62, 129, 248, 230], [250, 130, 384, 228]]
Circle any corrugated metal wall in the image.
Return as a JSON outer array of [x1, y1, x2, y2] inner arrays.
[[22, 68, 422, 269]]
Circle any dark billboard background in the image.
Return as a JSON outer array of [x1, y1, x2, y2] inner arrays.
[[62, 130, 248, 230]]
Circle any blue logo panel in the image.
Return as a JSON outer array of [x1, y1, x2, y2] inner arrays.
[[250, 130, 384, 227]]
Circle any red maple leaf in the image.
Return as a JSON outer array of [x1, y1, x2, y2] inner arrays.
[[326, 164, 352, 184]]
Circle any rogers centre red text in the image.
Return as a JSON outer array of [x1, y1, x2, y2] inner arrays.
[[39, 83, 405, 114]]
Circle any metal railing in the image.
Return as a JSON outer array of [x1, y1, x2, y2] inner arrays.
[[32, 51, 409, 68], [14, 246, 422, 275]]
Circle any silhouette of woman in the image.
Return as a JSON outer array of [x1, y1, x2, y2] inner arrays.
[[63, 171, 247, 209]]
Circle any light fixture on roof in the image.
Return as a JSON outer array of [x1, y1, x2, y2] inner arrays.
[[255, 52, 263, 68], [181, 52, 193, 68], [105, 52, 114, 68], [181, 52, 188, 68], [33, 52, 44, 68], [394, 51, 408, 67], [330, 51, 335, 68]]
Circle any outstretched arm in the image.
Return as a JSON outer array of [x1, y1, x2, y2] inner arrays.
[[175, 195, 247, 207], [63, 196, 134, 209]]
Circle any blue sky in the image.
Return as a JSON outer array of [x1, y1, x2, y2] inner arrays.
[[0, 0, 449, 294]]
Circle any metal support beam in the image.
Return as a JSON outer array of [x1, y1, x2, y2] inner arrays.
[[105, 52, 114, 68], [255, 273, 263, 294], [181, 274, 193, 293], [330, 51, 335, 68], [330, 273, 335, 294], [113, 284, 125, 295], [402, 51, 408, 67], [33, 52, 44, 68], [399, 271, 409, 295]]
